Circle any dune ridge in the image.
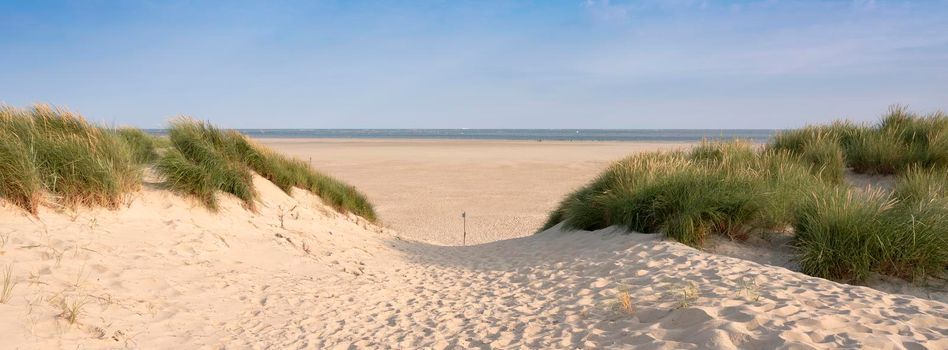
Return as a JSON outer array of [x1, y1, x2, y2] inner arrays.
[[1, 173, 945, 349]]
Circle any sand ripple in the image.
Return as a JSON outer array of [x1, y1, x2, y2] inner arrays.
[[1, 177, 946, 349]]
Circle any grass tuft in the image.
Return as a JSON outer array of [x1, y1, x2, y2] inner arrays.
[[115, 128, 159, 163], [846, 128, 909, 175], [59, 296, 90, 326], [893, 166, 948, 202], [543, 106, 947, 284], [548, 144, 826, 246], [157, 148, 219, 209], [1, 264, 16, 304], [0, 104, 375, 221], [155, 118, 377, 220], [878, 199, 948, 280], [616, 286, 635, 315], [793, 188, 896, 282], [162, 118, 257, 209], [0, 104, 142, 212]]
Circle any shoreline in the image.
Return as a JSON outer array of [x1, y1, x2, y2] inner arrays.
[[255, 137, 708, 146]]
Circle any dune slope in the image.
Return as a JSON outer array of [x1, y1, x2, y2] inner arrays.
[[1, 176, 946, 349]]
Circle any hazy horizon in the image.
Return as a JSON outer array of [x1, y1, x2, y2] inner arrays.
[[2, 0, 947, 129]]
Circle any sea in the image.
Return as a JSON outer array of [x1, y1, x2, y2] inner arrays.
[[147, 129, 780, 142]]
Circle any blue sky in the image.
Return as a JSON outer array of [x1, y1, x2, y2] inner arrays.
[[1, 0, 946, 128]]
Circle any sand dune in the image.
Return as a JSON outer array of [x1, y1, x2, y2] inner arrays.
[[2, 173, 946, 349]]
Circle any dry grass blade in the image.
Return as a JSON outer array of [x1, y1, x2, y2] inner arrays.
[[616, 286, 635, 315], [671, 281, 699, 309], [59, 296, 90, 326], [1, 264, 17, 304]]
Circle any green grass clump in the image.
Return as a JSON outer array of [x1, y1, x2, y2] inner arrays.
[[769, 106, 947, 176], [794, 184, 948, 282], [793, 188, 895, 282], [846, 129, 909, 175], [243, 145, 377, 221], [544, 143, 828, 247], [769, 132, 846, 184], [115, 128, 159, 163], [0, 105, 141, 213], [0, 115, 42, 213], [799, 138, 845, 183], [161, 118, 260, 210], [544, 106, 947, 284], [848, 106, 947, 174], [752, 150, 830, 229], [156, 148, 218, 209], [689, 140, 756, 165], [156, 118, 376, 220], [769, 122, 863, 154], [878, 199, 948, 281], [0, 104, 376, 222], [893, 166, 948, 202]]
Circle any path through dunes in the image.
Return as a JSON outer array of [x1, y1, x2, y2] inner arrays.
[[1, 177, 946, 348], [259, 138, 695, 245], [236, 229, 948, 349]]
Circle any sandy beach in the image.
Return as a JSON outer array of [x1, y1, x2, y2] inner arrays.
[[5, 0, 947, 347], [260, 139, 694, 245], [2, 139, 946, 349]]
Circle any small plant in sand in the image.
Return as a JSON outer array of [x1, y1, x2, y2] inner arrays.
[[46, 245, 65, 267], [1, 264, 17, 304], [736, 277, 761, 302], [615, 286, 635, 315], [59, 296, 90, 326], [669, 281, 699, 309], [278, 204, 298, 228], [74, 263, 89, 288]]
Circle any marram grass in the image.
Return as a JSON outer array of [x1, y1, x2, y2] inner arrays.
[[543, 106, 947, 284], [163, 118, 257, 209], [0, 104, 142, 213], [770, 105, 947, 175], [0, 104, 376, 222], [793, 188, 895, 283], [542, 143, 831, 246], [156, 118, 377, 221], [114, 127, 159, 164]]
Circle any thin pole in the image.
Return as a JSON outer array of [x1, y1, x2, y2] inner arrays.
[[462, 211, 466, 246]]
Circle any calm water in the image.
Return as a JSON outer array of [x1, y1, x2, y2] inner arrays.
[[148, 129, 779, 142]]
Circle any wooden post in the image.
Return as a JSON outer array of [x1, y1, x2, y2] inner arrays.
[[462, 211, 466, 246]]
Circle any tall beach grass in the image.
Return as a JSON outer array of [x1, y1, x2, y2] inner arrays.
[[0, 105, 142, 213], [156, 118, 377, 220], [770, 106, 947, 175], [114, 128, 159, 163], [0, 104, 376, 222], [542, 141, 831, 246], [543, 106, 947, 284]]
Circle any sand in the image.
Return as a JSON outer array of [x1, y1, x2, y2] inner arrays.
[[259, 138, 692, 245], [2, 139, 947, 349]]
